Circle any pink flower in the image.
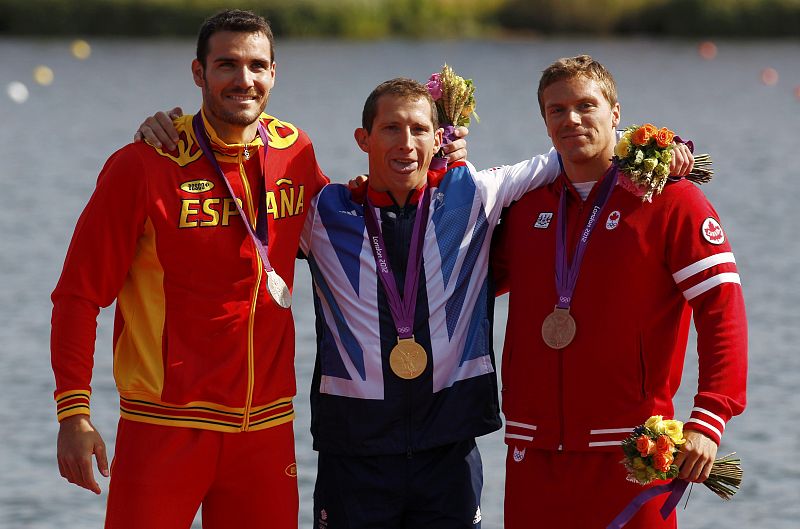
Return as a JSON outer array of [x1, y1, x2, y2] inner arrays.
[[426, 73, 443, 101]]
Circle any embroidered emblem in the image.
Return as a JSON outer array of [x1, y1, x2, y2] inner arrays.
[[701, 217, 725, 245], [534, 212, 553, 229], [284, 463, 297, 477], [513, 446, 526, 462], [606, 210, 620, 230], [180, 180, 214, 194], [433, 191, 446, 211]]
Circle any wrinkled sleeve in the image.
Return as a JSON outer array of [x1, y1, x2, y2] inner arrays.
[[51, 147, 148, 421], [665, 186, 748, 444]]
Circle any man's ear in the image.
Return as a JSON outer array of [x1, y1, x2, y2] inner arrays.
[[354, 128, 370, 153], [611, 102, 621, 129], [192, 59, 204, 89], [433, 127, 444, 153]]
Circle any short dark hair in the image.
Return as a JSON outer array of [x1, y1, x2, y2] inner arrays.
[[362, 78, 439, 133], [196, 9, 275, 67], [537, 55, 618, 118]]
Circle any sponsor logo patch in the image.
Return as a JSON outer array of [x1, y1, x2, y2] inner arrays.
[[606, 210, 620, 230], [180, 179, 214, 193], [513, 446, 526, 462], [534, 212, 553, 229], [701, 217, 725, 245]]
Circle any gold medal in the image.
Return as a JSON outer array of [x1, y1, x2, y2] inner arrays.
[[389, 337, 427, 379], [267, 270, 292, 308], [541, 307, 576, 349]]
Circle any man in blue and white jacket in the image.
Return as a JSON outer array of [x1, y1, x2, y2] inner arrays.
[[300, 78, 560, 529]]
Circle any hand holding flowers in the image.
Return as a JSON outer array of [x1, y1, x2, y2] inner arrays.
[[621, 415, 742, 500], [425, 64, 478, 169], [614, 124, 713, 202]]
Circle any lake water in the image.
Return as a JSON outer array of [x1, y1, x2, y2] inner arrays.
[[1, 36, 798, 528]]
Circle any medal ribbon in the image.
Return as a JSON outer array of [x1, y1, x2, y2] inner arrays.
[[191, 113, 274, 273], [606, 479, 689, 528], [555, 162, 619, 309], [364, 188, 431, 339]]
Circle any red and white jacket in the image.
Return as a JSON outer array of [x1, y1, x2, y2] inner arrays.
[[493, 173, 747, 451]]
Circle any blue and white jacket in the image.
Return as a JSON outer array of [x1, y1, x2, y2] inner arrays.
[[300, 153, 559, 456]]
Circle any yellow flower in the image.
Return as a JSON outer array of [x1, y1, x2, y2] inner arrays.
[[662, 420, 685, 445], [644, 415, 665, 433], [615, 136, 632, 158]]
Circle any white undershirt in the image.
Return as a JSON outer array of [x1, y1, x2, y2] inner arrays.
[[572, 181, 597, 201]]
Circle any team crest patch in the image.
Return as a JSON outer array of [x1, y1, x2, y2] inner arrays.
[[534, 212, 553, 229], [701, 217, 725, 245], [606, 210, 620, 230], [285, 463, 297, 477], [512, 446, 526, 462]]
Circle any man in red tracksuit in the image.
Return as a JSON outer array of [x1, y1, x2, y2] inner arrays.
[[51, 10, 328, 529], [493, 55, 747, 528]]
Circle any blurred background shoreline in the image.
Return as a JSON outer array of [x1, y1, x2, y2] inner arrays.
[[1, 0, 799, 39]]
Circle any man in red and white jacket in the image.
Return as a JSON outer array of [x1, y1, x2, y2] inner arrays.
[[493, 55, 747, 529]]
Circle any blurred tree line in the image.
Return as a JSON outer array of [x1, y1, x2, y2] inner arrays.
[[1, 0, 798, 37]]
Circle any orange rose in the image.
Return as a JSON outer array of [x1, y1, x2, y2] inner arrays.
[[656, 434, 674, 454], [636, 435, 656, 457], [653, 450, 674, 472], [656, 127, 675, 148], [631, 126, 652, 146]]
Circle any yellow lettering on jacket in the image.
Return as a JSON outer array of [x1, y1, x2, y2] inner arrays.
[[262, 185, 305, 220], [179, 198, 241, 228], [179, 199, 200, 228], [200, 198, 220, 227], [221, 198, 242, 226]]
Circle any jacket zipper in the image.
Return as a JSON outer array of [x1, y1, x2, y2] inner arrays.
[[238, 148, 260, 431], [558, 193, 585, 451]]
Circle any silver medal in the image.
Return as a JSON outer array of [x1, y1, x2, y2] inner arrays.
[[267, 270, 292, 308]]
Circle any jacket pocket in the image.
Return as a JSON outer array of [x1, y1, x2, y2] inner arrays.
[[638, 334, 649, 400]]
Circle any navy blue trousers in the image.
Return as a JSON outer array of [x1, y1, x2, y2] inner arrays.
[[313, 438, 483, 529]]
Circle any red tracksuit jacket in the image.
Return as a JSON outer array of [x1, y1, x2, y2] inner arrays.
[[494, 173, 747, 451], [51, 111, 327, 432]]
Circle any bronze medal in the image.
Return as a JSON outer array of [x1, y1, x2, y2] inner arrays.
[[541, 307, 576, 349], [267, 270, 292, 309], [389, 337, 427, 379]]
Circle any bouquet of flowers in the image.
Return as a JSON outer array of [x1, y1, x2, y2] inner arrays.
[[621, 415, 742, 501], [614, 124, 713, 202], [425, 64, 479, 169]]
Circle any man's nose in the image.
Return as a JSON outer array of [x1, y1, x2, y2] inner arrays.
[[233, 66, 254, 86], [566, 109, 581, 125], [398, 128, 413, 149]]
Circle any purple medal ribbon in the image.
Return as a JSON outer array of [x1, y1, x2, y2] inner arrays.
[[191, 113, 275, 274], [554, 163, 619, 309], [363, 188, 431, 339], [606, 479, 689, 529], [429, 125, 456, 171]]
